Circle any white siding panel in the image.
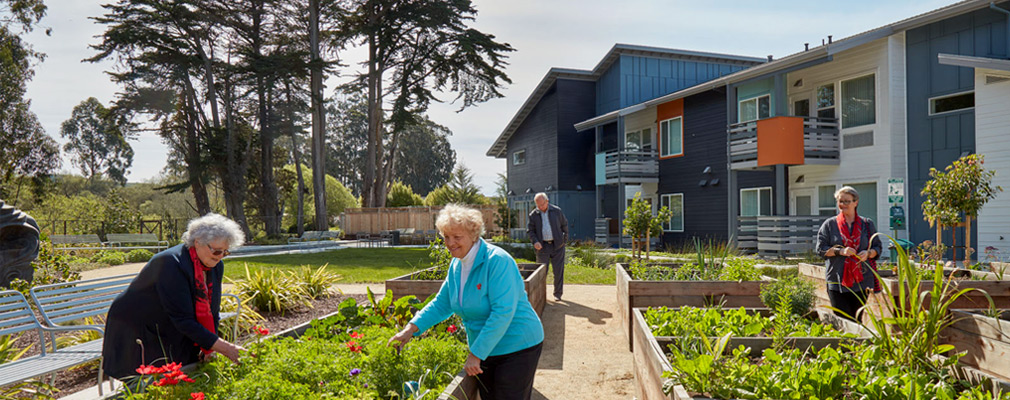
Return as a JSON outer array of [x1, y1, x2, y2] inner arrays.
[[785, 37, 906, 244], [975, 68, 1010, 254], [624, 107, 657, 134]]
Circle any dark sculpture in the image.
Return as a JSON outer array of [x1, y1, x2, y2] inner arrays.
[[0, 200, 39, 288]]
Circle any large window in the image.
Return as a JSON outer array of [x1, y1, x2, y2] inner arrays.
[[625, 128, 653, 152], [659, 117, 683, 157], [512, 149, 526, 166], [661, 193, 684, 232], [739, 95, 770, 122], [929, 91, 974, 115], [740, 187, 772, 217], [841, 74, 875, 128], [816, 84, 835, 119]]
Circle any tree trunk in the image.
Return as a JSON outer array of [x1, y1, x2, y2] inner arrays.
[[309, 0, 328, 229], [364, 28, 381, 207], [252, 1, 280, 236], [286, 81, 306, 237], [181, 79, 210, 215], [221, 73, 252, 238], [645, 230, 651, 260], [965, 216, 973, 267]]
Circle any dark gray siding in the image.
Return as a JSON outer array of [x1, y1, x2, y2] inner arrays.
[[905, 4, 1008, 248], [657, 89, 775, 246], [506, 85, 559, 194], [555, 79, 598, 192]]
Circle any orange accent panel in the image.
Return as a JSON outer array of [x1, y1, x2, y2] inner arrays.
[[756, 116, 805, 167], [656, 99, 684, 160]]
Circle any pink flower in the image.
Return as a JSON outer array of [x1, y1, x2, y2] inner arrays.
[[447, 324, 458, 333]]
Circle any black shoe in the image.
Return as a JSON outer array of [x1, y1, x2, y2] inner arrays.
[[554, 295, 562, 301]]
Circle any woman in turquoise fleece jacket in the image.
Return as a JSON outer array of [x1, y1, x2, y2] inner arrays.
[[389, 204, 544, 400]]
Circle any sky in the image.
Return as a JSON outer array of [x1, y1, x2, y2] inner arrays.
[[24, 0, 957, 195]]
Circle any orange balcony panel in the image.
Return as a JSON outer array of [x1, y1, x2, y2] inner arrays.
[[756, 116, 805, 167]]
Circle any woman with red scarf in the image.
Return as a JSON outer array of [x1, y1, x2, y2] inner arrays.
[[816, 186, 883, 322], [103, 214, 246, 380]]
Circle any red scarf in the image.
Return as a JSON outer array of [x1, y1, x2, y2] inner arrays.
[[836, 213, 879, 291], [188, 247, 216, 354]]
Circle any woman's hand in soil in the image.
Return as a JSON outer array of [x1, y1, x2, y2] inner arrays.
[[388, 323, 418, 350], [464, 352, 483, 376]]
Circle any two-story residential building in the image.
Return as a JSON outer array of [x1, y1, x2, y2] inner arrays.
[[486, 44, 765, 241]]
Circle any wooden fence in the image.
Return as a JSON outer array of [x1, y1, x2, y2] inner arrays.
[[338, 206, 500, 236]]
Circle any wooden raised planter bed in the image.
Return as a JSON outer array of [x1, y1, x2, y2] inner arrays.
[[617, 263, 771, 351], [799, 263, 1010, 319], [631, 307, 867, 400], [385, 263, 546, 317], [942, 309, 1010, 382]]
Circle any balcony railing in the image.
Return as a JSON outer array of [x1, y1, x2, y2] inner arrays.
[[595, 149, 659, 185], [728, 116, 840, 170], [737, 215, 822, 256]]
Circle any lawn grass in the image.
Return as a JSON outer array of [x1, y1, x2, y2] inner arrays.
[[225, 248, 432, 283], [225, 248, 615, 284]]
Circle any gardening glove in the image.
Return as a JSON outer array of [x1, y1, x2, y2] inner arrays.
[[464, 352, 483, 376]]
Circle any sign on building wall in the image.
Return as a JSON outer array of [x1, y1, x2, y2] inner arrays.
[[887, 178, 904, 204]]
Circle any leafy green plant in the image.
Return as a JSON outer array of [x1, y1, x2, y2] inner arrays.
[[413, 237, 452, 280], [230, 264, 311, 314], [759, 275, 816, 316], [9, 235, 81, 295], [645, 306, 849, 339], [91, 250, 127, 266], [126, 249, 154, 263], [217, 294, 266, 343], [921, 154, 1003, 264], [293, 264, 342, 299], [622, 192, 673, 260]]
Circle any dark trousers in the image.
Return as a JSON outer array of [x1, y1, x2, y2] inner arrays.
[[477, 342, 543, 400], [828, 288, 869, 322], [536, 241, 565, 298]]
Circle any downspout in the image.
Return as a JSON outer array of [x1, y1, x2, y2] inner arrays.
[[992, 2, 1010, 58]]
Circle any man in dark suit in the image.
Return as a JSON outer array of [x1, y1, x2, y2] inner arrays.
[[527, 192, 569, 301]]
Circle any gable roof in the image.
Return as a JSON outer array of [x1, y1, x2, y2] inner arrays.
[[486, 44, 766, 158], [572, 0, 1006, 131]]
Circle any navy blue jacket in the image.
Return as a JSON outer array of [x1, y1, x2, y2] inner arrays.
[[526, 204, 569, 247], [102, 244, 223, 379]]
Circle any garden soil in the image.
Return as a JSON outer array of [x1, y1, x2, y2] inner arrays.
[[74, 264, 635, 399]]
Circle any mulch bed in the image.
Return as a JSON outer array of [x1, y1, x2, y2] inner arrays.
[[2, 293, 367, 398]]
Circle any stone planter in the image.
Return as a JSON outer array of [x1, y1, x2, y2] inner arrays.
[[631, 307, 867, 400], [385, 263, 546, 317], [617, 263, 771, 351]]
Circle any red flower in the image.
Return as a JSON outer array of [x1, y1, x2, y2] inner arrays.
[[153, 376, 178, 387], [191, 393, 205, 400], [346, 341, 362, 352], [162, 362, 183, 372], [350, 331, 363, 339], [447, 324, 458, 333], [476, 284, 481, 290], [254, 326, 270, 336], [136, 365, 163, 375]]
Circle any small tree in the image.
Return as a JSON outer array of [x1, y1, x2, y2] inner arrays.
[[921, 154, 1002, 265], [386, 181, 424, 207], [622, 192, 673, 260]]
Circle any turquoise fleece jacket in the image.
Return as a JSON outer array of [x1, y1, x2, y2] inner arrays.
[[409, 239, 544, 360]]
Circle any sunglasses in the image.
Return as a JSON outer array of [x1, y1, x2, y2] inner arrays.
[[837, 200, 856, 205], [206, 244, 231, 257]]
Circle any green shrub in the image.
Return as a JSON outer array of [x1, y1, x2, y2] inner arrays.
[[759, 275, 816, 316], [91, 251, 127, 266], [413, 237, 452, 280], [497, 242, 536, 262], [126, 249, 154, 263], [569, 243, 615, 269], [230, 264, 311, 313], [644, 306, 849, 338]]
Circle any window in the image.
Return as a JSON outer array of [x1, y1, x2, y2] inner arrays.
[[659, 117, 683, 157], [512, 149, 526, 166], [740, 187, 772, 217], [841, 74, 875, 128], [739, 95, 770, 122], [793, 99, 810, 117], [929, 92, 974, 115], [816, 84, 835, 119], [817, 185, 836, 216], [625, 128, 652, 152], [661, 194, 684, 232]]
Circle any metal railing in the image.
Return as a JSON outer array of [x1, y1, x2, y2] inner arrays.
[[737, 215, 823, 257], [728, 116, 840, 170], [598, 149, 659, 184]]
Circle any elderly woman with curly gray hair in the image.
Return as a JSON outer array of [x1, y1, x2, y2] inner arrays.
[[103, 214, 247, 379]]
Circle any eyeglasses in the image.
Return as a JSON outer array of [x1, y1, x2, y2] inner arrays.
[[837, 200, 856, 205], [206, 244, 230, 257]]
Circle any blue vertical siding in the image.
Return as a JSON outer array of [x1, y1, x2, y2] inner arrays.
[[596, 54, 752, 115], [905, 2, 1009, 249]]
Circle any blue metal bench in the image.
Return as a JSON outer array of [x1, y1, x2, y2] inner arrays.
[[0, 290, 106, 395]]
